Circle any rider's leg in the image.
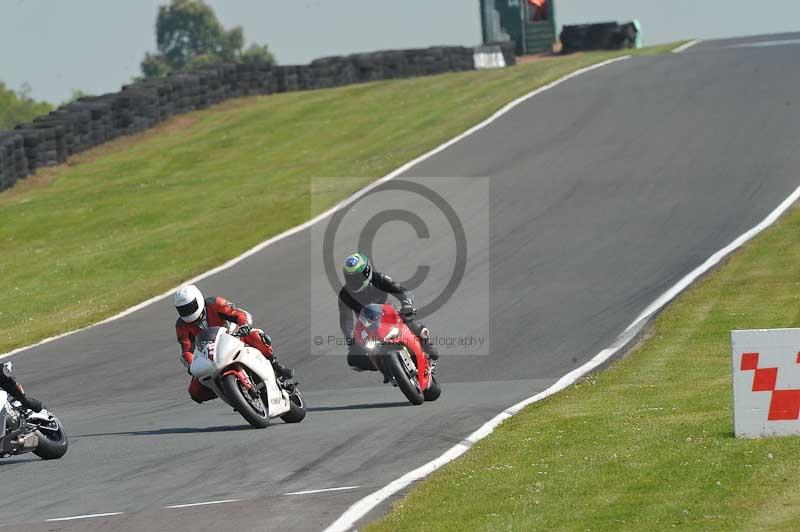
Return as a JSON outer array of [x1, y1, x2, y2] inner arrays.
[[404, 319, 439, 360], [241, 328, 295, 380], [0, 366, 43, 412], [188, 378, 217, 404]]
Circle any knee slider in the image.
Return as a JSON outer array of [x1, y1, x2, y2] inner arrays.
[[259, 331, 272, 346]]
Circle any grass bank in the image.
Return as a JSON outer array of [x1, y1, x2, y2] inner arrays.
[[0, 43, 678, 355], [368, 175, 800, 527]]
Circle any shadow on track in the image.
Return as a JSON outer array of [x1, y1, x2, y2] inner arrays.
[[307, 401, 410, 412], [73, 425, 254, 438], [0, 457, 40, 466]]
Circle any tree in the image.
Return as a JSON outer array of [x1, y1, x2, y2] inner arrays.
[[241, 44, 275, 65], [140, 0, 274, 79], [0, 81, 52, 129], [68, 89, 91, 103], [141, 52, 172, 79]]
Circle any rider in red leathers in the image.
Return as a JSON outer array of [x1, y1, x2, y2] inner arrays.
[[174, 285, 294, 404]]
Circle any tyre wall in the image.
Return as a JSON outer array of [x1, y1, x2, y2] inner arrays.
[[560, 22, 639, 54], [0, 44, 515, 191]]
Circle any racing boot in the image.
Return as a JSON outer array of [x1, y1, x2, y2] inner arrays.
[[15, 385, 43, 412], [4, 372, 44, 412], [419, 327, 439, 361], [271, 359, 295, 381], [20, 395, 44, 413]]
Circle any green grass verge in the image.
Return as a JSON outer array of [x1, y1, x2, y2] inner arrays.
[[367, 160, 800, 527], [0, 42, 679, 355]]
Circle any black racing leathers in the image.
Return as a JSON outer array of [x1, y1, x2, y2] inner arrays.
[[338, 272, 436, 370], [0, 365, 42, 412]]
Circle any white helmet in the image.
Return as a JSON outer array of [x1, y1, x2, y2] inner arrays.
[[174, 284, 205, 323]]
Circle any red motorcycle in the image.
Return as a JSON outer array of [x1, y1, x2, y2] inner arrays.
[[354, 304, 441, 405]]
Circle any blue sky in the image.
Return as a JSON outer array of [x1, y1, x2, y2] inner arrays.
[[1, 0, 799, 103]]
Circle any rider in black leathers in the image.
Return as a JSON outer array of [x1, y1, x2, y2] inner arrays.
[[0, 364, 43, 412], [338, 253, 439, 372]]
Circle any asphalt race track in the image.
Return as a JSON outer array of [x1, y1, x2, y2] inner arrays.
[[3, 34, 800, 531]]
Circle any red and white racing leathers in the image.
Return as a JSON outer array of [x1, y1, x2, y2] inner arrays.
[[176, 297, 273, 403]]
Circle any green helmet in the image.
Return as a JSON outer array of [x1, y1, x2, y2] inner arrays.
[[343, 252, 372, 293]]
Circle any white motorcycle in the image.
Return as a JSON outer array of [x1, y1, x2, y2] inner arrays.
[[1, 363, 68, 460], [189, 326, 306, 429]]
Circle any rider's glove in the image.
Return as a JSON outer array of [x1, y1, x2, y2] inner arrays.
[[400, 300, 416, 318], [234, 324, 252, 338], [21, 396, 43, 413]]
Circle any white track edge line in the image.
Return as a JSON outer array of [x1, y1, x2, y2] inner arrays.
[[672, 39, 701, 53], [322, 167, 800, 529], [284, 486, 361, 496], [164, 499, 240, 509], [0, 54, 630, 363], [46, 512, 124, 522]]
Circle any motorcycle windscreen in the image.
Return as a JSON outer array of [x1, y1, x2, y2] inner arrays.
[[196, 327, 222, 345], [190, 327, 224, 378], [358, 304, 384, 334]]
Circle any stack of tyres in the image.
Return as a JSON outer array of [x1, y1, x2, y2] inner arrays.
[[499, 41, 517, 66], [617, 23, 638, 49], [276, 65, 301, 92], [12, 134, 27, 183], [560, 24, 588, 53], [62, 99, 111, 149], [380, 50, 409, 79], [451, 46, 477, 71], [0, 133, 27, 189], [255, 63, 276, 95], [560, 22, 638, 53], [308, 57, 358, 89], [0, 133, 16, 190], [588, 22, 620, 50], [12, 127, 40, 174], [216, 63, 240, 99], [234, 63, 257, 96], [353, 52, 383, 81], [34, 126, 58, 167]]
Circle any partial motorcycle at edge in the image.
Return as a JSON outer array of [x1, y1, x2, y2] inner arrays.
[[0, 362, 68, 460]]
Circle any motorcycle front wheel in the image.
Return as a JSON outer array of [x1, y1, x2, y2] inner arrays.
[[423, 374, 442, 402], [221, 373, 270, 429], [385, 352, 424, 406], [280, 389, 307, 424], [33, 415, 69, 460]]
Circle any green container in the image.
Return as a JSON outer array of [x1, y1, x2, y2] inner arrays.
[[480, 0, 557, 55]]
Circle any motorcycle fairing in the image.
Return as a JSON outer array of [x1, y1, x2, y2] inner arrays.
[[0, 390, 7, 440], [190, 327, 291, 417], [355, 304, 432, 391]]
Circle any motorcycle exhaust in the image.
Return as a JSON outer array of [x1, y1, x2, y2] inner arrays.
[[17, 433, 39, 451]]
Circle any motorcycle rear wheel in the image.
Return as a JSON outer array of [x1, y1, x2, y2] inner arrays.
[[221, 373, 270, 429], [385, 352, 424, 406], [33, 415, 68, 460]]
